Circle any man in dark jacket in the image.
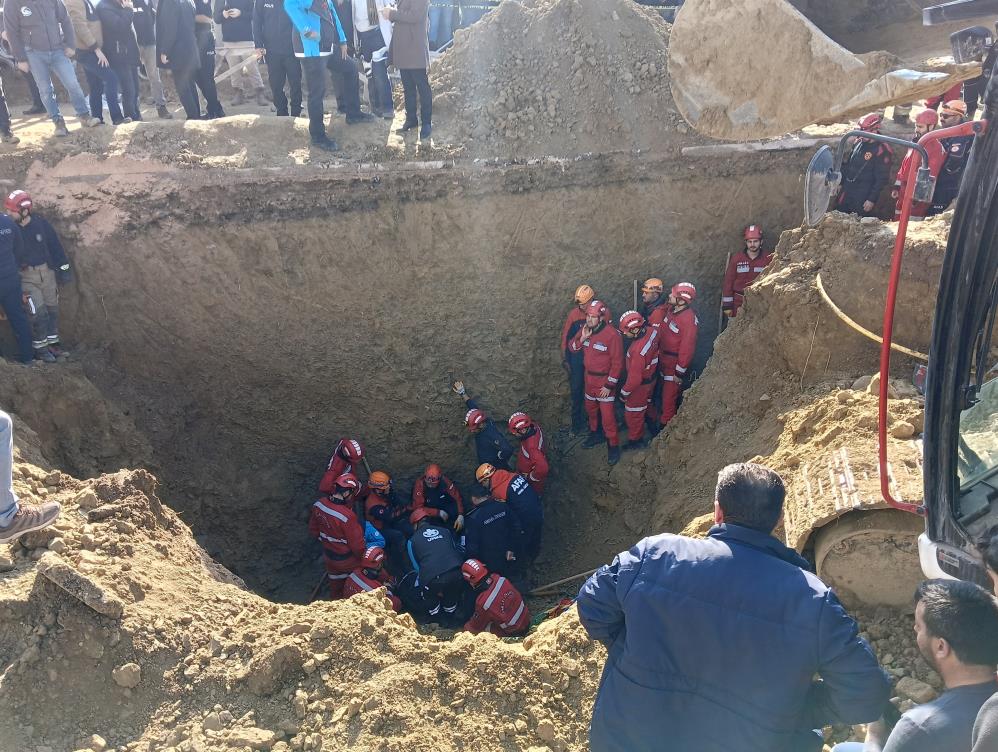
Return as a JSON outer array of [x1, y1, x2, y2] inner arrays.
[[406, 508, 466, 623], [214, 0, 266, 105], [462, 483, 522, 579], [3, 0, 101, 135], [0, 73, 19, 144], [0, 213, 33, 364], [131, 0, 172, 118], [190, 0, 225, 117], [155, 0, 202, 118], [252, 0, 301, 116], [577, 462, 890, 752], [453, 380, 514, 469], [98, 0, 142, 120], [835, 112, 893, 217]]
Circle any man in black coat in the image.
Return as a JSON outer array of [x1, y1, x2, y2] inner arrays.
[[155, 0, 201, 118], [98, 0, 143, 120], [252, 0, 301, 116], [406, 509, 467, 623], [462, 484, 523, 579], [131, 0, 172, 118]]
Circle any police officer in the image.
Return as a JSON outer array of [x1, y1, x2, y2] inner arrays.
[[835, 113, 893, 217], [193, 0, 226, 118], [929, 100, 975, 215], [253, 0, 302, 116]]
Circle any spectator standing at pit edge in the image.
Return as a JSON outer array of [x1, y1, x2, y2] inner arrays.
[[253, 0, 303, 117], [577, 463, 890, 752], [155, 0, 203, 119], [130, 0, 173, 119], [97, 0, 144, 122], [381, 0, 431, 139]]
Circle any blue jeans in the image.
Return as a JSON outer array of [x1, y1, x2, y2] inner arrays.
[[0, 411, 19, 526], [77, 49, 124, 123], [428, 3, 453, 48], [24, 48, 90, 122]]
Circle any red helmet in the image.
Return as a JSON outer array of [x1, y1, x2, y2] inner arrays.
[[424, 464, 442, 484], [333, 472, 361, 498], [619, 310, 645, 335], [586, 299, 608, 319], [508, 412, 531, 433], [410, 508, 435, 526], [941, 100, 968, 117], [671, 282, 696, 304], [465, 408, 486, 430], [915, 109, 938, 126], [858, 113, 883, 132], [744, 224, 763, 241], [461, 559, 488, 586], [362, 546, 385, 569], [4, 190, 32, 214], [339, 439, 364, 463]]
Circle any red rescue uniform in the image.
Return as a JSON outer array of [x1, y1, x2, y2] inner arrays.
[[620, 327, 659, 441], [515, 424, 549, 496], [464, 574, 531, 636], [308, 496, 366, 599], [893, 136, 946, 220], [570, 322, 624, 446], [660, 306, 699, 426], [560, 304, 613, 356], [318, 439, 357, 496], [721, 249, 774, 317], [412, 475, 464, 520], [342, 567, 402, 611]]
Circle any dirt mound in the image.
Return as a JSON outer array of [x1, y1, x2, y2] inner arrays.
[[430, 0, 701, 158]]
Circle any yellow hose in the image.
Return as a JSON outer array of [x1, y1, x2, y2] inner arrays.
[[814, 273, 929, 362]]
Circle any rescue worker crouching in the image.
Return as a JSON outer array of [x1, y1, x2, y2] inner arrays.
[[462, 483, 523, 580], [453, 380, 514, 469], [308, 472, 365, 599], [411, 463, 464, 532], [618, 311, 658, 451], [477, 462, 543, 561], [342, 545, 401, 610], [721, 225, 773, 319], [561, 284, 611, 435], [358, 470, 412, 566], [659, 283, 699, 430], [406, 508, 466, 623], [318, 437, 364, 495], [507, 411, 548, 496], [461, 559, 530, 637], [834, 113, 893, 217], [569, 299, 624, 466]]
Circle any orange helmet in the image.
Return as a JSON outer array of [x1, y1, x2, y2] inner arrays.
[[671, 282, 696, 304], [858, 112, 883, 132], [476, 463, 496, 484], [941, 100, 967, 117], [4, 190, 31, 214], [461, 559, 489, 586], [333, 473, 361, 498], [574, 284, 595, 305], [508, 412, 532, 433], [915, 109, 938, 126], [465, 408, 486, 430], [339, 439, 364, 463], [424, 464, 442, 484], [744, 225, 763, 241], [368, 471, 391, 493], [362, 546, 385, 569], [410, 508, 435, 526], [619, 310, 645, 335], [586, 299, 608, 319], [641, 278, 664, 294]]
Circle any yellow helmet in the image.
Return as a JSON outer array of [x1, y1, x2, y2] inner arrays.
[[642, 278, 664, 294], [368, 470, 391, 492], [574, 284, 595, 305]]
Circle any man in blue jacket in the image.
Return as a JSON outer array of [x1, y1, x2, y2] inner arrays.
[[283, 0, 372, 152], [452, 380, 514, 469], [577, 462, 890, 752], [0, 213, 33, 364]]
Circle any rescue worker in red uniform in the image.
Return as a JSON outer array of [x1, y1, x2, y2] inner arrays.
[[835, 113, 893, 217], [318, 438, 364, 495], [508, 411, 549, 496], [660, 283, 699, 429], [569, 299, 624, 466], [342, 546, 401, 611], [308, 472, 365, 599], [929, 100, 976, 216], [461, 559, 531, 636], [477, 463, 543, 559], [721, 225, 774, 318], [561, 284, 612, 434], [618, 311, 659, 451], [411, 463, 465, 531], [893, 109, 945, 220], [358, 470, 412, 566]]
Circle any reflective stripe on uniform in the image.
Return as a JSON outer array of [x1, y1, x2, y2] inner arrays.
[[624, 405, 647, 412], [639, 330, 659, 357], [597, 396, 615, 402], [348, 572, 375, 592], [328, 572, 349, 580], [662, 375, 676, 382], [675, 365, 687, 374], [483, 576, 507, 609], [314, 500, 349, 522], [500, 600, 526, 629], [721, 296, 734, 303], [607, 376, 619, 384], [319, 532, 347, 545], [521, 446, 530, 459]]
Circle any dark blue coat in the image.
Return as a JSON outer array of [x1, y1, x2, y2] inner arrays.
[[0, 215, 24, 289], [577, 524, 890, 752], [465, 397, 513, 469]]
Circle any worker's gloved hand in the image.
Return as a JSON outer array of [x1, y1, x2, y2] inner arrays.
[[56, 264, 72, 285], [452, 381, 466, 397], [723, 309, 734, 318], [453, 514, 464, 532], [438, 510, 449, 523], [506, 550, 516, 561]]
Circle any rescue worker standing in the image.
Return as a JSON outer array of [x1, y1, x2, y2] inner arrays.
[[308, 472, 365, 599], [929, 100, 975, 216], [618, 311, 658, 451], [453, 380, 514, 469], [893, 109, 945, 220], [342, 546, 401, 610], [721, 225, 773, 319], [407, 508, 466, 622], [461, 559, 530, 637], [5, 190, 72, 363], [659, 283, 698, 430], [508, 411, 548, 496], [0, 212, 33, 364], [318, 438, 364, 495], [411, 463, 464, 531], [569, 299, 624, 466], [462, 483, 522, 578], [639, 278, 668, 330], [477, 463, 542, 560], [835, 113, 893, 217], [560, 284, 611, 434]]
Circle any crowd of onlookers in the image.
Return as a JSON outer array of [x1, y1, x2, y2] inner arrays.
[[0, 0, 499, 149]]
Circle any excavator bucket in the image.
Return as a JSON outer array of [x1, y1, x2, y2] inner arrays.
[[667, 0, 983, 141]]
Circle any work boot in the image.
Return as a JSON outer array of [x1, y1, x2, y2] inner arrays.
[[33, 348, 56, 363], [157, 105, 173, 119], [23, 104, 47, 116], [79, 114, 102, 128], [622, 437, 648, 452], [607, 445, 621, 466], [346, 111, 375, 124], [53, 118, 70, 137], [47, 344, 69, 359], [396, 119, 418, 134], [645, 420, 662, 439], [255, 88, 269, 106], [231, 90, 246, 106], [311, 137, 340, 152], [582, 430, 605, 448], [0, 129, 18, 145], [0, 501, 61, 544]]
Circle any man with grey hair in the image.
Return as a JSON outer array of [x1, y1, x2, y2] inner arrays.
[[576, 462, 890, 752]]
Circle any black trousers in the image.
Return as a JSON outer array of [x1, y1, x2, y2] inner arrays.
[[567, 351, 586, 430], [265, 52, 302, 116], [0, 75, 10, 133], [194, 29, 225, 118], [110, 60, 141, 120], [78, 50, 124, 122], [399, 67, 431, 126], [170, 60, 201, 119], [423, 568, 465, 618], [301, 50, 361, 142], [0, 282, 34, 363]]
